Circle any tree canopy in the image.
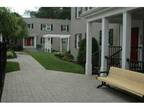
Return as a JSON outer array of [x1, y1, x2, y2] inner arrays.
[[29, 7, 71, 20], [0, 7, 28, 41]]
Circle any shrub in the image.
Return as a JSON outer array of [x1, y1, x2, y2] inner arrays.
[[14, 46, 23, 51], [62, 51, 74, 62], [54, 52, 64, 58], [7, 50, 17, 59], [54, 53, 64, 59], [77, 38, 99, 67], [36, 44, 42, 49]]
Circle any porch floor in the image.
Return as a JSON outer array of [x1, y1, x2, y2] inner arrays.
[[1, 53, 138, 102]]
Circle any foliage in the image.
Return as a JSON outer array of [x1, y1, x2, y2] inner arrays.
[[0, 7, 28, 42], [12, 45, 23, 51], [27, 51, 84, 74], [29, 7, 71, 20], [7, 49, 17, 59], [54, 53, 64, 59], [62, 51, 74, 62], [6, 61, 20, 73], [54, 51, 74, 62], [77, 38, 100, 67], [36, 44, 42, 49]]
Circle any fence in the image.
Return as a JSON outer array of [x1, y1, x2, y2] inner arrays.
[[0, 42, 6, 101]]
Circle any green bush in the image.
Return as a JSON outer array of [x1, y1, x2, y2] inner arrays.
[[62, 51, 74, 62], [77, 38, 99, 67], [54, 53, 64, 59], [36, 44, 42, 49], [7, 50, 17, 59], [14, 46, 23, 51]]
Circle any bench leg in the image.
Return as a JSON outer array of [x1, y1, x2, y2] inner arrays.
[[97, 81, 106, 88]]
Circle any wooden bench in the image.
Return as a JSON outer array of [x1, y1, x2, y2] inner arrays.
[[97, 67, 144, 99]]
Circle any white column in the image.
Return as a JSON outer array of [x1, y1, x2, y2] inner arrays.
[[23, 38, 25, 48], [67, 37, 70, 52], [85, 21, 92, 75], [44, 37, 47, 52], [49, 37, 52, 53], [34, 36, 37, 48], [60, 38, 62, 52], [100, 17, 109, 75], [122, 12, 131, 69]]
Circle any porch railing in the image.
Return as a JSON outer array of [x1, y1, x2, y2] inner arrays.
[[0, 42, 6, 101], [127, 59, 144, 73], [106, 46, 122, 70], [128, 46, 144, 73]]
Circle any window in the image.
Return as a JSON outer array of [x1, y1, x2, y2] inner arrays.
[[75, 7, 82, 18], [99, 29, 113, 46], [75, 33, 82, 49], [109, 29, 113, 46], [75, 8, 78, 18], [85, 7, 88, 11], [61, 25, 69, 32], [27, 24, 34, 29], [62, 38, 67, 44], [78, 7, 82, 17], [41, 24, 53, 31]]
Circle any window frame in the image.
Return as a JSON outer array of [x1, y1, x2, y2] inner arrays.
[[61, 25, 69, 32], [41, 24, 53, 31]]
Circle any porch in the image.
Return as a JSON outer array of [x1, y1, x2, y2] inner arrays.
[[42, 34, 70, 53], [83, 7, 144, 75]]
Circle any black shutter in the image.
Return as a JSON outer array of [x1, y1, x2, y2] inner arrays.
[[32, 24, 34, 29], [61, 25, 63, 31], [51, 24, 53, 31], [67, 25, 69, 32], [41, 24, 42, 30], [109, 29, 113, 45]]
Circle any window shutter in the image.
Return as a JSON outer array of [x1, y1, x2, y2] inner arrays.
[[61, 25, 63, 31], [67, 25, 69, 32], [109, 29, 113, 46], [75, 35, 77, 48], [41, 24, 42, 30], [51, 24, 53, 31], [32, 24, 34, 29]]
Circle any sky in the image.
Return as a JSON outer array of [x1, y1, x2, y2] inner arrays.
[[10, 7, 39, 17]]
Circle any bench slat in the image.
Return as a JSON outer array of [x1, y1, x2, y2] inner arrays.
[[97, 67, 144, 97]]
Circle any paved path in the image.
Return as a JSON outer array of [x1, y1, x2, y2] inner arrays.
[[1, 53, 137, 102]]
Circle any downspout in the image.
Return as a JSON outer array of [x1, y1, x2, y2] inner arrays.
[[142, 20, 144, 73]]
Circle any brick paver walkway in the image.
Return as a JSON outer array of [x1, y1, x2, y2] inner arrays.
[[1, 53, 137, 102]]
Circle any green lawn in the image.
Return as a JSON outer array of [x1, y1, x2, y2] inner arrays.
[[6, 61, 20, 73], [27, 51, 85, 74]]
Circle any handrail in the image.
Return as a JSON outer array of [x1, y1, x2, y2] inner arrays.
[[109, 48, 122, 58]]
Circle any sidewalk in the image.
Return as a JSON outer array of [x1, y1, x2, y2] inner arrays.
[[1, 53, 137, 102]]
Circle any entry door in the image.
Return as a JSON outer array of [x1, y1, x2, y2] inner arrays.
[[131, 27, 139, 62]]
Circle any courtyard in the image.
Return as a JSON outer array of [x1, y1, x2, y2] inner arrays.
[[1, 52, 137, 102]]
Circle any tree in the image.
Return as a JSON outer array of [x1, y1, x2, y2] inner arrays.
[[0, 7, 28, 47], [77, 38, 100, 68], [29, 7, 71, 19], [0, 8, 16, 40]]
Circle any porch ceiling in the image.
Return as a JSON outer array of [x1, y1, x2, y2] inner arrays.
[[95, 8, 144, 24], [131, 8, 144, 20]]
